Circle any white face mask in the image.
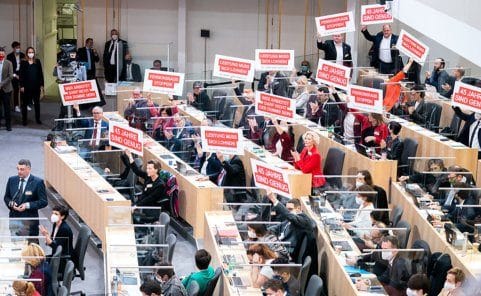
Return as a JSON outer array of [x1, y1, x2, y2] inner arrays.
[[475, 113, 481, 121], [112, 34, 119, 41], [355, 181, 364, 188], [443, 281, 456, 290], [27, 53, 34, 59], [355, 196, 363, 205], [50, 214, 60, 223], [247, 230, 257, 239], [381, 251, 393, 261], [406, 288, 418, 296], [15, 49, 21, 54]]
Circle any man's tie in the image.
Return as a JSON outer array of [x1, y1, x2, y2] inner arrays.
[[13, 178, 25, 204], [110, 41, 117, 65], [217, 169, 226, 186], [90, 121, 98, 146], [86, 48, 91, 70], [470, 121, 481, 148]]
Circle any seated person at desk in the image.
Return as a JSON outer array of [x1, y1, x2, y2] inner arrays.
[[342, 185, 376, 237], [216, 151, 247, 203], [355, 112, 389, 150], [247, 224, 289, 259], [399, 158, 446, 196], [187, 81, 211, 112], [197, 152, 223, 183], [452, 106, 481, 159], [182, 249, 215, 295], [356, 170, 389, 224], [445, 182, 479, 236], [124, 89, 158, 131], [151, 59, 162, 70], [266, 192, 315, 260], [406, 273, 430, 296], [353, 222, 389, 252], [438, 267, 466, 296], [155, 262, 188, 296], [171, 113, 196, 162], [73, 105, 109, 151], [152, 106, 176, 141], [271, 257, 301, 296], [120, 53, 142, 82], [21, 243, 54, 296], [39, 205, 74, 272], [381, 121, 404, 163], [139, 281, 162, 296], [290, 131, 326, 194], [305, 86, 341, 128], [378, 236, 411, 296], [125, 151, 169, 217], [264, 278, 287, 296], [407, 85, 428, 126], [266, 119, 294, 162], [234, 88, 265, 140], [12, 281, 41, 296], [432, 166, 471, 205], [292, 75, 310, 115], [247, 244, 278, 288], [254, 117, 277, 152]]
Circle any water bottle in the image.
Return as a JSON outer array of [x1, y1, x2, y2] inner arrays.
[[462, 232, 468, 256], [111, 275, 118, 296], [327, 125, 334, 139]]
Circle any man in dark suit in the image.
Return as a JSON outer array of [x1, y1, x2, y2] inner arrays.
[[6, 41, 24, 113], [258, 71, 289, 97], [0, 47, 13, 131], [103, 29, 129, 83], [407, 85, 428, 125], [217, 152, 247, 203], [361, 24, 402, 74], [378, 236, 411, 295], [77, 38, 100, 80], [316, 33, 353, 67], [4, 159, 48, 236], [73, 105, 109, 156], [453, 106, 481, 159], [446, 182, 479, 235], [120, 53, 142, 82], [306, 86, 341, 128]]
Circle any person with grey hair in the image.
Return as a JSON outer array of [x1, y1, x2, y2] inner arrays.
[[4, 159, 47, 236], [0, 47, 14, 131], [73, 105, 109, 153], [361, 24, 401, 74]]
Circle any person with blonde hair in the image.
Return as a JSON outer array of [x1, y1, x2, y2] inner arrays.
[[21, 243, 54, 296], [291, 131, 326, 193], [12, 280, 41, 296]]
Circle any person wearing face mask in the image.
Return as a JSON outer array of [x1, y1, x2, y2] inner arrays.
[[120, 53, 142, 82], [7, 41, 24, 114], [19, 46, 44, 125], [296, 60, 312, 79], [342, 185, 376, 237], [445, 182, 479, 237], [246, 224, 289, 259], [453, 106, 481, 159], [438, 267, 466, 296], [154, 263, 187, 296], [247, 244, 278, 288], [0, 47, 14, 131], [103, 28, 129, 83], [271, 257, 301, 296], [406, 273, 430, 296], [216, 151, 247, 203], [355, 170, 389, 224], [39, 205, 74, 273], [378, 236, 411, 296]]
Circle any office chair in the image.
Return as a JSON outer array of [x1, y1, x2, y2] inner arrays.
[[57, 286, 68, 296], [50, 245, 63, 296], [59, 260, 75, 295], [298, 256, 312, 296], [305, 275, 323, 296], [439, 114, 461, 140], [395, 220, 412, 249], [398, 137, 418, 176], [202, 267, 222, 296], [187, 280, 200, 296], [390, 205, 404, 227], [166, 233, 177, 264], [323, 147, 346, 189], [70, 224, 91, 296], [424, 102, 442, 132]]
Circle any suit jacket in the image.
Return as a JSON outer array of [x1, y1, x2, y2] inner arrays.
[[258, 72, 288, 97], [361, 30, 399, 68], [49, 221, 74, 257], [316, 40, 353, 67], [103, 38, 129, 68], [129, 160, 166, 208], [220, 156, 246, 187], [120, 63, 142, 82], [453, 106, 481, 147], [19, 59, 44, 89], [0, 59, 13, 92], [6, 52, 25, 75], [76, 47, 100, 79], [4, 174, 47, 218], [387, 136, 404, 162], [78, 118, 109, 144], [410, 99, 428, 125], [379, 255, 410, 293]]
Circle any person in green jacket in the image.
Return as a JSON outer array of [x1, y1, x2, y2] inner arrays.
[[182, 249, 215, 294]]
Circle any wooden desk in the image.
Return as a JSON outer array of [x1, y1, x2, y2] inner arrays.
[[393, 116, 478, 178], [300, 197, 386, 296], [178, 105, 312, 198], [103, 112, 224, 239], [390, 182, 481, 278], [0, 240, 28, 293], [292, 117, 397, 191], [204, 211, 262, 296], [115, 81, 171, 115], [44, 143, 131, 247]]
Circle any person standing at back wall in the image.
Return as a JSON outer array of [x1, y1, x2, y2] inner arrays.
[[0, 47, 14, 131], [19, 47, 44, 125]]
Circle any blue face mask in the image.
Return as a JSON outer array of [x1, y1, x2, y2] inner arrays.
[[301, 65, 309, 72]]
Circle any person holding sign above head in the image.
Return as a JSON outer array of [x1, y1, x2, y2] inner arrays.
[[291, 131, 326, 193], [268, 118, 294, 162], [452, 105, 481, 159], [355, 112, 389, 151], [316, 33, 353, 68], [384, 58, 415, 112], [361, 24, 401, 75], [187, 81, 211, 112], [124, 88, 158, 131], [258, 71, 289, 97], [73, 105, 109, 153], [305, 85, 341, 129]]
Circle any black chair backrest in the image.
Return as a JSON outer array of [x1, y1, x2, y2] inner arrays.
[[73, 224, 91, 280], [427, 252, 452, 296], [62, 260, 75, 294], [305, 275, 323, 296], [211, 90, 227, 118], [299, 256, 312, 296], [220, 98, 235, 128], [50, 245, 63, 287], [323, 147, 345, 189], [187, 280, 200, 296], [166, 233, 177, 264], [296, 134, 305, 153], [57, 286, 68, 296], [159, 212, 170, 244], [319, 251, 329, 295], [449, 113, 462, 136], [399, 137, 418, 174], [425, 102, 442, 131], [394, 220, 411, 249], [202, 267, 222, 296], [390, 205, 403, 227], [410, 239, 431, 274], [296, 235, 309, 264]]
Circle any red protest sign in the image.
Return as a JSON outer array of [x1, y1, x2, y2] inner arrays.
[[59, 80, 100, 106], [251, 159, 291, 197], [452, 81, 481, 113], [255, 49, 295, 71], [347, 85, 383, 114], [213, 54, 255, 82], [396, 29, 429, 64], [109, 122, 144, 156], [361, 4, 393, 25], [143, 69, 184, 96], [315, 11, 355, 37], [255, 91, 296, 122], [316, 59, 351, 90], [200, 126, 244, 155]]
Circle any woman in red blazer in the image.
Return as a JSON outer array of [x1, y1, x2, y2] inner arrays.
[[291, 131, 326, 193], [355, 112, 389, 149]]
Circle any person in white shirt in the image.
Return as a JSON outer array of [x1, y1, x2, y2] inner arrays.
[[316, 33, 353, 68], [342, 184, 376, 237], [361, 24, 400, 74]]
